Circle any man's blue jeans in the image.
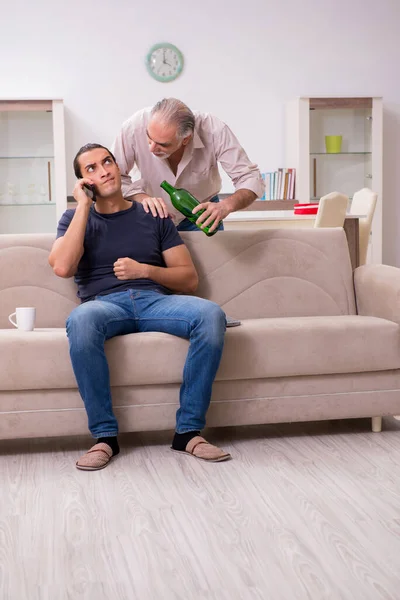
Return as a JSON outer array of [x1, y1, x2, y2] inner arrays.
[[177, 195, 224, 232], [66, 290, 226, 439]]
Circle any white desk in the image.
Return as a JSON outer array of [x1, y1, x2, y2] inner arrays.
[[225, 210, 364, 222]]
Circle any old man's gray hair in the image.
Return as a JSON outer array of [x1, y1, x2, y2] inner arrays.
[[151, 98, 195, 139]]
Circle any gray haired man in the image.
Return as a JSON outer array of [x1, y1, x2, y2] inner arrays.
[[112, 98, 265, 234]]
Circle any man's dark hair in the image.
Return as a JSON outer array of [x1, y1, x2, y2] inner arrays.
[[73, 143, 117, 178]]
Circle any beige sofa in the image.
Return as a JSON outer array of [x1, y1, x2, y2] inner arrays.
[[1, 228, 399, 441]]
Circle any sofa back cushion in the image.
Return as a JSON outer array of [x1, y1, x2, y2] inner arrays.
[[181, 228, 356, 318], [0, 228, 356, 328], [0, 234, 78, 328]]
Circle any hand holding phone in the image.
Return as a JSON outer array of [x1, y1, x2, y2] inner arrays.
[[83, 183, 96, 201], [73, 179, 96, 204]]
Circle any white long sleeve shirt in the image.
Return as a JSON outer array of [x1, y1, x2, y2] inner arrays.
[[112, 108, 265, 224]]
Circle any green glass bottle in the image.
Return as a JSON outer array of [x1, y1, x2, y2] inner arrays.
[[160, 180, 218, 237]]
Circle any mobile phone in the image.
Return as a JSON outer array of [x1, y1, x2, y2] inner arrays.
[[226, 316, 241, 327], [83, 183, 96, 201]]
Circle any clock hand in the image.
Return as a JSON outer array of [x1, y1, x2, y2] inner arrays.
[[162, 49, 167, 64]]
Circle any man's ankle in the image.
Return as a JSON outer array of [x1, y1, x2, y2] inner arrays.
[[172, 431, 201, 451], [96, 436, 120, 456]]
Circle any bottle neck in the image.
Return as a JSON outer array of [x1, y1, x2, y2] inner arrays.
[[160, 181, 174, 195]]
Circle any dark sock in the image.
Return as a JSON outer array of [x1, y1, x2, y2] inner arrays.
[[172, 431, 201, 451], [96, 436, 120, 456]]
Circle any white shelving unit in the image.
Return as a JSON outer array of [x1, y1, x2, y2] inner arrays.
[[286, 97, 383, 263], [0, 99, 67, 234]]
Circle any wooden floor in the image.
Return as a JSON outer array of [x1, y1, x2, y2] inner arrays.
[[2, 418, 400, 600]]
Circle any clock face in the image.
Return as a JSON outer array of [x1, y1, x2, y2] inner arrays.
[[146, 43, 184, 82]]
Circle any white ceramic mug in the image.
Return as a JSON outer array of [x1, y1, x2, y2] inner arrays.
[[8, 307, 36, 331]]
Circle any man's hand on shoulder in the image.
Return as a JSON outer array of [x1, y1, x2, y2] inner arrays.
[[134, 194, 170, 219], [113, 257, 147, 280], [192, 201, 230, 233]]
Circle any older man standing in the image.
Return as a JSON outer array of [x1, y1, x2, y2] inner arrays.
[[112, 98, 265, 234]]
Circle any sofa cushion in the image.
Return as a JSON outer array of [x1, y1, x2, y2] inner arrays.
[[0, 328, 190, 391], [0, 315, 399, 391], [218, 316, 400, 379]]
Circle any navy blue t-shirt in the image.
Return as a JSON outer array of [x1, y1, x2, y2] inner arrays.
[[56, 202, 184, 302]]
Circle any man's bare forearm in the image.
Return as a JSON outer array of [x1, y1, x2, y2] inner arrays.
[[143, 264, 198, 294], [49, 203, 91, 277], [223, 189, 257, 213]]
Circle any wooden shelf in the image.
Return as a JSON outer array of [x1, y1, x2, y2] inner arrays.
[[0, 100, 53, 111], [309, 97, 373, 110]]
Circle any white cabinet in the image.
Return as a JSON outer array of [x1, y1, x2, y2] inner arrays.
[[0, 99, 67, 233], [286, 97, 383, 263]]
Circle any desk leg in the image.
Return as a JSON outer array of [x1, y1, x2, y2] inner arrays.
[[344, 218, 360, 270]]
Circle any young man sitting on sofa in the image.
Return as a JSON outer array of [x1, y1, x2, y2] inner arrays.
[[48, 143, 231, 470]]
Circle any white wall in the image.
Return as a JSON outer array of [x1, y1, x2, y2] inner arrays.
[[1, 0, 400, 263]]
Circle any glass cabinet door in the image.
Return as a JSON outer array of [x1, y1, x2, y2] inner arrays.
[[0, 100, 66, 234], [309, 98, 373, 201], [0, 108, 54, 205]]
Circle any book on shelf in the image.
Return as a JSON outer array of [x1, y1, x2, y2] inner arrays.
[[260, 168, 296, 200]]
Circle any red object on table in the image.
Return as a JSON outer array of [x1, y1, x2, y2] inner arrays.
[[294, 203, 319, 215]]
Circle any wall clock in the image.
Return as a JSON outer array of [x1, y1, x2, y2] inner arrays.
[[145, 43, 184, 83]]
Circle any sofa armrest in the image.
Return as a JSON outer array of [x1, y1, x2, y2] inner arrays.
[[354, 264, 400, 323]]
